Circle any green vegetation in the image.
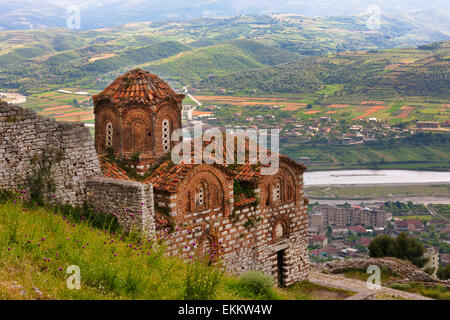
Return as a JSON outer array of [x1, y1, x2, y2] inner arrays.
[[284, 281, 354, 300], [368, 233, 427, 267], [306, 184, 450, 200], [431, 204, 450, 220], [231, 271, 277, 299], [284, 133, 450, 170], [0, 194, 352, 300], [343, 266, 401, 283], [389, 282, 450, 300], [383, 201, 428, 216], [198, 42, 450, 99], [1, 14, 449, 97], [437, 264, 450, 281], [184, 258, 223, 300]]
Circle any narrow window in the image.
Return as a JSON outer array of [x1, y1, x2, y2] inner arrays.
[[196, 187, 204, 206], [106, 122, 113, 148], [273, 183, 281, 201], [162, 119, 170, 152]]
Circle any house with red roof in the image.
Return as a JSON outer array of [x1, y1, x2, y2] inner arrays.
[[394, 219, 424, 233], [348, 225, 367, 234], [357, 237, 373, 247], [309, 235, 328, 248]]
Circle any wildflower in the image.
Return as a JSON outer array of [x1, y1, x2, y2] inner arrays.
[[59, 268, 63, 272]]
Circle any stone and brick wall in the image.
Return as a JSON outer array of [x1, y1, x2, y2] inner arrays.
[[155, 162, 310, 286], [0, 103, 101, 205]]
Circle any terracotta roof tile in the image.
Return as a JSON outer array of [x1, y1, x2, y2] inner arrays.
[[93, 69, 184, 108], [99, 157, 131, 181]]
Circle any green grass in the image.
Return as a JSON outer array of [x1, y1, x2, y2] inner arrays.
[[284, 281, 354, 300], [398, 215, 433, 221], [0, 196, 351, 300], [343, 268, 402, 284], [389, 282, 450, 300], [0, 198, 253, 300]]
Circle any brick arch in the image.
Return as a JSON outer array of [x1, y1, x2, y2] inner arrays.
[[122, 108, 152, 155], [261, 161, 298, 207], [95, 106, 120, 155], [271, 216, 291, 243], [176, 164, 232, 221], [197, 231, 221, 262]]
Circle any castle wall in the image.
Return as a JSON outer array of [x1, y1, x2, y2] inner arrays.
[[85, 177, 155, 237], [0, 103, 101, 205]]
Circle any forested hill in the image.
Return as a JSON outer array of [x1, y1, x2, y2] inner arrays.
[[196, 41, 450, 98]]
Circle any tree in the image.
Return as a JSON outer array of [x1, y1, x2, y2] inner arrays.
[[368, 233, 427, 267], [437, 264, 450, 280]]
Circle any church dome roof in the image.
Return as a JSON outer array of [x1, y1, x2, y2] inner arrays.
[[93, 69, 184, 106]]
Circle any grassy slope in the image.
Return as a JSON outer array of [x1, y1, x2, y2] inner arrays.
[[0, 199, 354, 300]]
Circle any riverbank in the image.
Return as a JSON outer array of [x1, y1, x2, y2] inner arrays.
[[304, 170, 450, 186], [305, 184, 450, 204], [306, 162, 450, 172]]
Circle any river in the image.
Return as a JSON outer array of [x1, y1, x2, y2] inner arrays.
[[303, 170, 450, 186]]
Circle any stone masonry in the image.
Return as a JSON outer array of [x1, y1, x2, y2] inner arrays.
[[85, 176, 155, 236], [0, 102, 101, 205]]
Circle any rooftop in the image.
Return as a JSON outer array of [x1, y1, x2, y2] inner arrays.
[[93, 69, 184, 108]]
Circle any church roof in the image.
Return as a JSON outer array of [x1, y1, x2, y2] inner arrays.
[[99, 157, 131, 181], [100, 135, 306, 193], [92, 69, 184, 107]]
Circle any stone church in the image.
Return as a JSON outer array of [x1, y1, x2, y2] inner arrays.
[[93, 69, 310, 286]]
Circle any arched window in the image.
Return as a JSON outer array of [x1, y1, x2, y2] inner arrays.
[[286, 183, 293, 201], [273, 182, 281, 202], [106, 122, 113, 148], [162, 119, 170, 152], [195, 187, 204, 206]]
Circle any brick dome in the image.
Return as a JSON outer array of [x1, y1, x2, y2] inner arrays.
[[93, 69, 184, 107]]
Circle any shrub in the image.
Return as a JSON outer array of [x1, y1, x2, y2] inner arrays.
[[235, 271, 275, 299], [184, 257, 223, 300], [368, 232, 427, 267], [437, 264, 450, 280]]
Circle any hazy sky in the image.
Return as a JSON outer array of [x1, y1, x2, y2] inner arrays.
[[1, 0, 448, 30], [29, 0, 450, 15]]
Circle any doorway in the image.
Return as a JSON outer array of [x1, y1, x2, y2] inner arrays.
[[277, 249, 286, 287]]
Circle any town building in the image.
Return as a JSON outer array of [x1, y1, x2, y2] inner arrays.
[[423, 247, 440, 276], [415, 121, 440, 129], [309, 235, 328, 248], [317, 204, 389, 228]]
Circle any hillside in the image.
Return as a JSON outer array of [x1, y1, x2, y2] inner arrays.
[[0, 14, 449, 94], [0, 193, 363, 300], [197, 41, 450, 99]]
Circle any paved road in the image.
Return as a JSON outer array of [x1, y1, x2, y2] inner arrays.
[[309, 271, 433, 300]]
